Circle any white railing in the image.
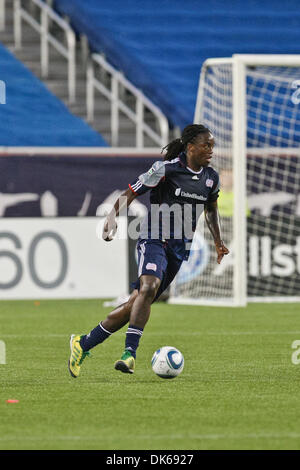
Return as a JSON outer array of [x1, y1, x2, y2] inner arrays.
[[13, 0, 76, 103], [87, 53, 169, 147], [0, 0, 5, 31]]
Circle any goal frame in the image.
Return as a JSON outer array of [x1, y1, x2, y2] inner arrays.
[[171, 54, 300, 307]]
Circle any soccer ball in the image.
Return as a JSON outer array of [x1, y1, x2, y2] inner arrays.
[[151, 346, 184, 379]]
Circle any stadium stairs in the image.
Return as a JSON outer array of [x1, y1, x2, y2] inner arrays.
[[0, 1, 156, 147]]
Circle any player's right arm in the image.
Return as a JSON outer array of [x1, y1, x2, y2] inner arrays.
[[102, 160, 166, 241], [102, 188, 136, 241]]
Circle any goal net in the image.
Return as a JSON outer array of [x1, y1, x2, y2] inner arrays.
[[170, 55, 300, 306]]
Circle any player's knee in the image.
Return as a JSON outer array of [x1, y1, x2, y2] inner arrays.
[[139, 280, 159, 301], [125, 291, 138, 310]]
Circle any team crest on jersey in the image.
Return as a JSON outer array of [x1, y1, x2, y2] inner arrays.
[[147, 167, 155, 176], [146, 263, 157, 271], [206, 178, 213, 188]]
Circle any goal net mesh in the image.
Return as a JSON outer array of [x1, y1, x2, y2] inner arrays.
[[170, 61, 300, 303]]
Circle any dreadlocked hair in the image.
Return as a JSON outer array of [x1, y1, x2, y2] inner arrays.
[[161, 124, 211, 161]]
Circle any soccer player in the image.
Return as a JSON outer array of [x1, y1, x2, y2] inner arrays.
[[68, 124, 229, 378]]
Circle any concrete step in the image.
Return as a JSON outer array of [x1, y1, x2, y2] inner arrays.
[[13, 29, 42, 43], [0, 31, 14, 43], [67, 103, 88, 116], [13, 48, 42, 61], [14, 60, 85, 82], [91, 110, 157, 129], [13, 48, 85, 73], [45, 79, 86, 94], [1, 15, 14, 25], [91, 118, 139, 133], [105, 134, 156, 148], [97, 130, 157, 147], [1, 20, 14, 31]]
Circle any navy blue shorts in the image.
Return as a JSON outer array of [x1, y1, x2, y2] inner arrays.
[[132, 239, 183, 302]]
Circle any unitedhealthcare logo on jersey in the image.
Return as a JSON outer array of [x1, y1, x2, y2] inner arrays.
[[175, 187, 207, 201]]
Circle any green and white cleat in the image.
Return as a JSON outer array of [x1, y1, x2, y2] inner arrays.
[[114, 350, 135, 374], [68, 334, 91, 378]]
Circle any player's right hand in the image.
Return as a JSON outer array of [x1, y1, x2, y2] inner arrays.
[[102, 216, 118, 241]]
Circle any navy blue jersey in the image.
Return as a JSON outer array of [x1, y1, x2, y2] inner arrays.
[[129, 152, 220, 260]]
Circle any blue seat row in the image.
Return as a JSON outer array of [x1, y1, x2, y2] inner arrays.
[[0, 42, 107, 146]]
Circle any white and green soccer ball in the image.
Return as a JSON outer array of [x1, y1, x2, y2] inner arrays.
[[151, 346, 184, 379]]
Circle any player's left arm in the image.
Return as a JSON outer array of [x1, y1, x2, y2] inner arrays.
[[204, 200, 229, 264]]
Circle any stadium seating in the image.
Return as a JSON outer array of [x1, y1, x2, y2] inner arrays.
[[0, 42, 107, 146], [53, 0, 300, 130]]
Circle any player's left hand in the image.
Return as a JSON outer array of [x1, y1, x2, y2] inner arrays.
[[215, 241, 229, 264]]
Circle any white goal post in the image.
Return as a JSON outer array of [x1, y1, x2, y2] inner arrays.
[[169, 54, 300, 307]]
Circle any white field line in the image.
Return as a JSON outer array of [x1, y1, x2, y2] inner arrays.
[[1, 331, 300, 338], [0, 432, 300, 442]]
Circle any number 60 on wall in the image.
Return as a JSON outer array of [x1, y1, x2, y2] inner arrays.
[[0, 231, 68, 290]]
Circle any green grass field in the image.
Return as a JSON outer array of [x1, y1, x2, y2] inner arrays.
[[0, 299, 299, 450]]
